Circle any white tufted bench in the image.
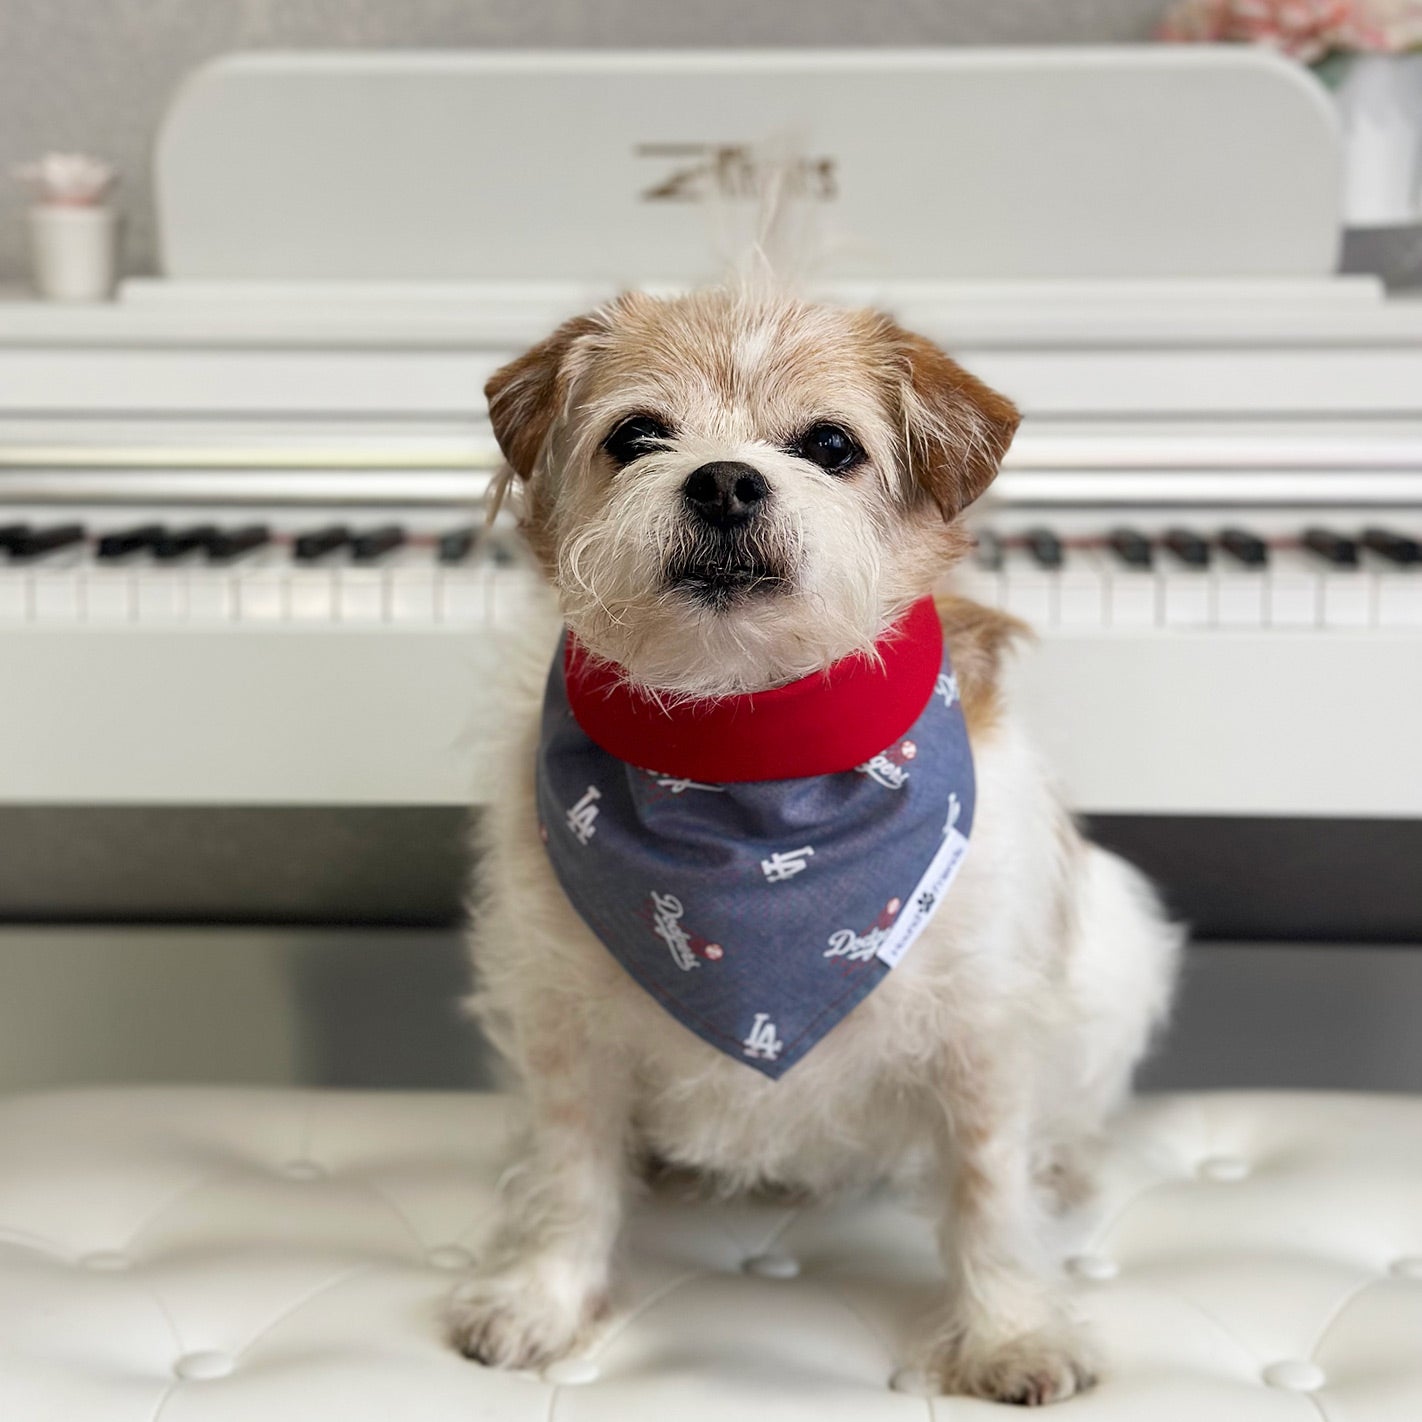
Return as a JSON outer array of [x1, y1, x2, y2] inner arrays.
[[2, 1088, 1420, 1419]]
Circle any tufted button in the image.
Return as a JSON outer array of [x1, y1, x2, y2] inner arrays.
[[1262, 1360, 1325, 1393], [427, 1245, 474, 1271], [1065, 1253, 1119, 1281], [173, 1351, 235, 1382], [543, 1358, 600, 1385], [80, 1251, 131, 1272], [1197, 1154, 1251, 1183], [1390, 1256, 1422, 1279], [278, 1159, 324, 1181], [743, 1251, 800, 1280], [889, 1366, 937, 1397]]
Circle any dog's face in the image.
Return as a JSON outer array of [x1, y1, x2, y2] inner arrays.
[[486, 287, 1018, 697]]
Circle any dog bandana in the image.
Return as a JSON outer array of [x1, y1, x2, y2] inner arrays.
[[536, 597, 975, 1080]]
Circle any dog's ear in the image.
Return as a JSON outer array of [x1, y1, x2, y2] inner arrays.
[[891, 326, 1020, 520], [484, 313, 603, 481]]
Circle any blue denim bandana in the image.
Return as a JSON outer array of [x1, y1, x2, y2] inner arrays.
[[536, 636, 975, 1079]]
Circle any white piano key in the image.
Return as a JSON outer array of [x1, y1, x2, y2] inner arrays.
[[288, 568, 336, 623], [440, 569, 491, 624], [1160, 567, 1211, 627], [337, 567, 386, 623], [83, 570, 135, 624], [185, 572, 235, 622], [1320, 569, 1372, 628], [1267, 550, 1320, 627], [1213, 570, 1266, 628], [388, 566, 438, 623], [1001, 550, 1054, 628], [135, 571, 187, 623], [949, 565, 1003, 609], [1106, 569, 1158, 628], [1055, 550, 1107, 629], [32, 573, 82, 623], [238, 564, 287, 622], [0, 574, 29, 621], [1375, 570, 1422, 628]]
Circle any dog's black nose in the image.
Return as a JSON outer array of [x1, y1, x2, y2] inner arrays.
[[683, 462, 768, 529]]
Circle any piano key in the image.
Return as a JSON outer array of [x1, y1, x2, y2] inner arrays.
[[1219, 527, 1269, 567], [1302, 526, 1359, 567], [135, 571, 187, 622], [9, 523, 85, 561], [1162, 527, 1211, 567], [351, 524, 406, 563], [1055, 548, 1108, 629], [0, 574, 26, 619], [288, 568, 337, 621], [1377, 570, 1422, 628], [1106, 564, 1158, 627], [1023, 527, 1063, 569], [1001, 548, 1054, 627], [441, 568, 494, 625], [1321, 569, 1372, 628], [83, 568, 136, 623], [154, 523, 220, 561], [1161, 566, 1212, 627], [185, 570, 236, 621], [1267, 549, 1320, 627], [337, 567, 386, 622], [1214, 567, 1267, 628], [0, 523, 29, 554], [488, 537, 517, 568], [205, 524, 271, 562], [437, 525, 479, 564], [237, 564, 288, 622], [1361, 527, 1421, 565], [293, 525, 350, 562], [97, 523, 166, 560], [32, 571, 82, 623], [389, 567, 439, 623], [1106, 527, 1153, 569]]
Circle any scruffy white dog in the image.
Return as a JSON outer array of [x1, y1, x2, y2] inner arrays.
[[451, 283, 1182, 1405]]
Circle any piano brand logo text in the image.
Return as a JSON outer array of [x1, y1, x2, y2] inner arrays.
[[635, 145, 838, 203]]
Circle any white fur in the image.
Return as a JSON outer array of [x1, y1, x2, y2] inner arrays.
[[451, 290, 1183, 1406]]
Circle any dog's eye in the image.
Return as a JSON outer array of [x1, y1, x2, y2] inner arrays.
[[602, 415, 672, 467], [794, 423, 863, 474]]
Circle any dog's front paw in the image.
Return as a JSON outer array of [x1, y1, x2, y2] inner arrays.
[[446, 1263, 608, 1371], [927, 1323, 1098, 1406]]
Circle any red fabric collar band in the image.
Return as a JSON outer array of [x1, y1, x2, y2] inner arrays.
[[562, 596, 944, 783]]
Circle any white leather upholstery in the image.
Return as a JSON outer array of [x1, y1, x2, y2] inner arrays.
[[2, 1087, 1419, 1418]]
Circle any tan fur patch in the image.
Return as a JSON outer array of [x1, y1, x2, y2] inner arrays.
[[934, 593, 1031, 741]]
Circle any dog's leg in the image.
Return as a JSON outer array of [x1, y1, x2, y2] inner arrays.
[[923, 1058, 1096, 1406], [447, 1011, 630, 1370]]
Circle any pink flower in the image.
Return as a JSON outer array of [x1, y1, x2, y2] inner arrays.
[[1158, 0, 1422, 59]]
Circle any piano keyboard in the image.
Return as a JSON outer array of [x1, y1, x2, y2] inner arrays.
[[0, 510, 532, 627], [958, 514, 1422, 633]]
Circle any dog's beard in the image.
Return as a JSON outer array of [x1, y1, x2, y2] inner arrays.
[[663, 524, 791, 611]]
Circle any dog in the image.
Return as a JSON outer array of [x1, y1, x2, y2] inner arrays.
[[450, 282, 1183, 1406]]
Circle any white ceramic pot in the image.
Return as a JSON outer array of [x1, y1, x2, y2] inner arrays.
[[1333, 52, 1422, 227], [26, 204, 119, 301]]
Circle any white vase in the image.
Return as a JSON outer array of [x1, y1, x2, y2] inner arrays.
[[1333, 53, 1422, 227], [26, 204, 119, 301]]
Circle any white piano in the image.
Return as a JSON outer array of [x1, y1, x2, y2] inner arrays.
[[2, 47, 1420, 823]]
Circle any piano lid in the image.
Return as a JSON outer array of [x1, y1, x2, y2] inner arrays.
[[154, 48, 1342, 286]]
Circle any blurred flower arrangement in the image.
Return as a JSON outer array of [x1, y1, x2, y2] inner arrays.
[[1158, 0, 1422, 63], [13, 152, 117, 207]]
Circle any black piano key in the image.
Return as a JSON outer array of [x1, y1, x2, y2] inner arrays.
[[1162, 527, 1211, 568], [437, 525, 479, 564], [1219, 527, 1269, 567], [293, 525, 350, 562], [1302, 526, 1359, 568], [351, 524, 406, 563], [205, 524, 271, 562], [9, 523, 85, 561], [974, 529, 1004, 571], [1361, 527, 1421, 566], [97, 523, 166, 560], [1024, 527, 1063, 569], [1107, 527, 1153, 569], [488, 538, 517, 567], [154, 523, 220, 561], [0, 523, 30, 554]]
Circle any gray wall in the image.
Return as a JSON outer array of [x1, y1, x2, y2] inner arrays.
[[0, 0, 1168, 283]]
